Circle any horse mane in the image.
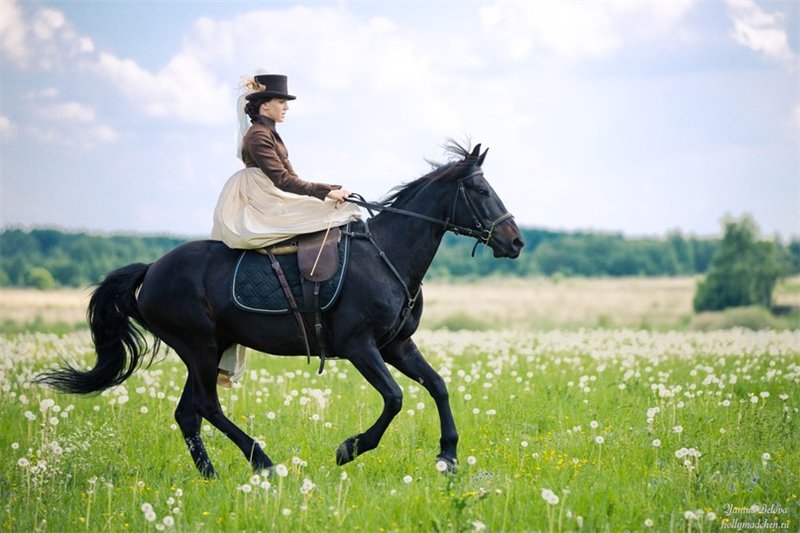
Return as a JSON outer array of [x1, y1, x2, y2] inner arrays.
[[379, 140, 475, 208]]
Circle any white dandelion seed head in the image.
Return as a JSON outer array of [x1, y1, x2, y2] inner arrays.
[[275, 464, 288, 477], [340, 471, 348, 481], [403, 475, 413, 484], [467, 455, 477, 465], [435, 460, 448, 472], [542, 488, 559, 505], [595, 436, 605, 445], [652, 439, 661, 448]]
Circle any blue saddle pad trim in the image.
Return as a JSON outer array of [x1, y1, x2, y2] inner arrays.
[[231, 229, 350, 315]]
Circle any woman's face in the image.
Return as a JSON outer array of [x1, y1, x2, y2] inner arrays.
[[260, 99, 289, 123]]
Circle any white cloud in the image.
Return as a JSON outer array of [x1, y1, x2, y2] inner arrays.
[[0, 0, 94, 69], [727, 0, 796, 68], [91, 51, 230, 125], [479, 0, 694, 60], [0, 115, 12, 139], [0, 0, 28, 65], [44, 102, 95, 123]]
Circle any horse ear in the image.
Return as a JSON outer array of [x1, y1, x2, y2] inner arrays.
[[469, 144, 481, 160], [477, 147, 489, 167]]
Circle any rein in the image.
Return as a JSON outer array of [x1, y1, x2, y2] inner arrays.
[[344, 170, 514, 257]]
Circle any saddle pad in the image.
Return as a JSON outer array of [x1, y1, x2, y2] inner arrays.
[[231, 231, 350, 314]]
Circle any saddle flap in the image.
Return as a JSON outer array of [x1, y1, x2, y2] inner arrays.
[[297, 227, 341, 282]]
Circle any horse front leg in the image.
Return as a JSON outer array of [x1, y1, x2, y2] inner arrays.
[[384, 338, 459, 470], [336, 342, 403, 465]]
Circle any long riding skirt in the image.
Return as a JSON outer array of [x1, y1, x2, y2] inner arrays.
[[211, 167, 361, 249]]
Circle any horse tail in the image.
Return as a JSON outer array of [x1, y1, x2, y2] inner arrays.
[[35, 262, 160, 395]]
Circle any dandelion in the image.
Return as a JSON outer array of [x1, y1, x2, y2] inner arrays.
[[521, 440, 529, 448], [652, 439, 661, 448], [340, 471, 348, 481], [590, 420, 599, 429], [472, 520, 487, 531], [282, 508, 292, 517], [435, 460, 448, 472], [403, 475, 413, 484], [760, 391, 769, 399], [144, 510, 157, 522], [162, 516, 174, 527], [17, 457, 29, 468], [300, 478, 314, 495], [684, 510, 697, 521], [761, 452, 771, 466], [238, 483, 252, 494], [672, 425, 683, 434], [541, 488, 559, 505], [467, 455, 477, 465], [595, 436, 604, 445], [275, 464, 288, 477], [644, 518, 654, 528]]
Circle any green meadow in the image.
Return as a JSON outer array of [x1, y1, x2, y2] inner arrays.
[[2, 326, 798, 532]]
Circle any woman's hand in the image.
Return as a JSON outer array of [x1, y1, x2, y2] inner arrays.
[[327, 189, 350, 203]]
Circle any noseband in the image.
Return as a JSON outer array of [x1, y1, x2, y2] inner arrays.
[[346, 170, 515, 254]]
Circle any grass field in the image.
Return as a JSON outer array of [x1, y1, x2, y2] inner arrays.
[[2, 328, 799, 532], [1, 278, 799, 531]]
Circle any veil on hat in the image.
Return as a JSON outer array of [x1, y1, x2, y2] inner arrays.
[[235, 69, 269, 160]]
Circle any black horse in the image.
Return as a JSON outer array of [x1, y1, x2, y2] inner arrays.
[[37, 142, 524, 478]]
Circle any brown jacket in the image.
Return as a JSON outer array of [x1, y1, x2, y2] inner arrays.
[[242, 116, 339, 200]]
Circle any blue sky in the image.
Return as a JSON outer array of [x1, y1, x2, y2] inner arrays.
[[1, 0, 797, 239]]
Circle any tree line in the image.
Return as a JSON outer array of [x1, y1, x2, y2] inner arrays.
[[1, 225, 798, 289]]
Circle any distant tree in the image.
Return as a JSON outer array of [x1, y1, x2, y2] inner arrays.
[[25, 267, 56, 290], [693, 215, 788, 312]]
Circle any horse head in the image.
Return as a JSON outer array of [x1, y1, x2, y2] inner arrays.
[[449, 144, 525, 258]]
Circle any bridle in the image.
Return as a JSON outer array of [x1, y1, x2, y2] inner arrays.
[[345, 169, 515, 255], [341, 168, 516, 349]]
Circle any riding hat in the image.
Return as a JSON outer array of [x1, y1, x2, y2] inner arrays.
[[244, 74, 296, 101]]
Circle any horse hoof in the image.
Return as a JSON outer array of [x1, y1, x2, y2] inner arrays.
[[336, 438, 358, 466], [436, 456, 458, 474]]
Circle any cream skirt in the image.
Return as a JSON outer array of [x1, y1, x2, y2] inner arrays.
[[211, 167, 361, 249]]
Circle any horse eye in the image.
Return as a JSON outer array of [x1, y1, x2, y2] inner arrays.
[[478, 189, 489, 196]]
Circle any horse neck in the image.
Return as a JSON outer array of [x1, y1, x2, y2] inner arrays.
[[369, 186, 453, 291]]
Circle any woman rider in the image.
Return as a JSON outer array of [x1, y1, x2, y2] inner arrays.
[[212, 73, 361, 384]]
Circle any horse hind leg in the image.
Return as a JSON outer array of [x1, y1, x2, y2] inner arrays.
[[166, 332, 273, 477], [175, 376, 216, 478], [189, 348, 274, 474]]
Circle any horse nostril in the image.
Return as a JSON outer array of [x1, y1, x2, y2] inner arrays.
[[513, 238, 525, 249]]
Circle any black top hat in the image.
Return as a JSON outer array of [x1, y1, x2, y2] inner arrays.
[[245, 74, 296, 101]]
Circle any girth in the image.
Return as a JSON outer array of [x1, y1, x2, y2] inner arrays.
[[261, 226, 342, 374]]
